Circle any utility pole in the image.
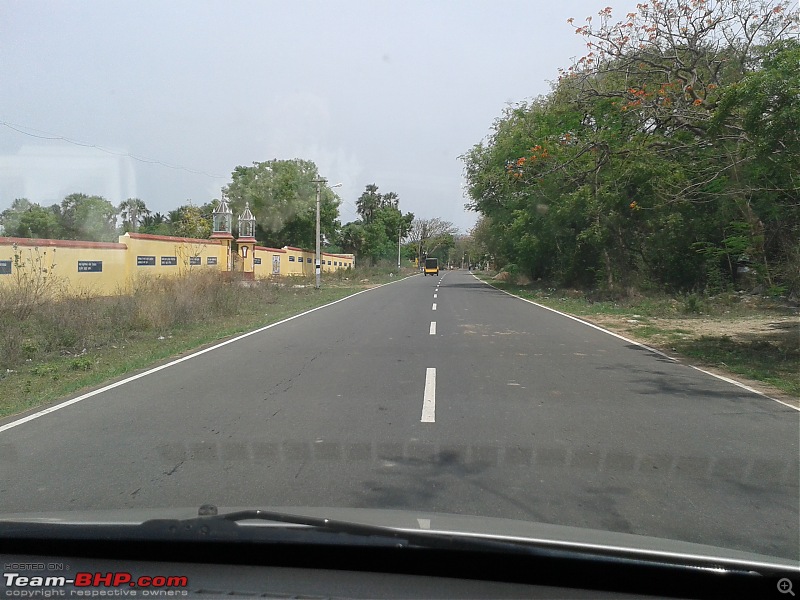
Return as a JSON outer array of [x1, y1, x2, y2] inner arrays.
[[312, 178, 325, 289], [311, 178, 342, 289], [397, 224, 402, 269]]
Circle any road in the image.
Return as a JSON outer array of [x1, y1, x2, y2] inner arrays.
[[1, 270, 798, 559]]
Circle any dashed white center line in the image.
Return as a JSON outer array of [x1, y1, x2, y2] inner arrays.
[[432, 303, 437, 311], [429, 321, 436, 335], [433, 293, 438, 299], [421, 368, 436, 423]]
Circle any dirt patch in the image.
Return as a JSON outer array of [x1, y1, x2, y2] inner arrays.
[[591, 314, 797, 341], [493, 271, 512, 282]]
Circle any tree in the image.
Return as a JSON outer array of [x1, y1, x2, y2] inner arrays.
[[0, 198, 32, 235], [407, 217, 458, 264], [713, 39, 800, 291], [117, 198, 150, 233], [382, 191, 399, 209], [223, 159, 341, 249], [356, 184, 382, 224], [139, 212, 171, 236], [451, 232, 489, 270], [0, 199, 62, 239], [560, 0, 799, 288], [461, 0, 799, 294], [339, 221, 366, 256], [343, 185, 414, 264], [59, 193, 118, 242], [166, 209, 184, 226], [171, 203, 212, 239]]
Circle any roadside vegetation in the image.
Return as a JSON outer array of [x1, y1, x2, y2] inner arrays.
[[462, 1, 799, 300], [478, 273, 799, 399], [0, 263, 414, 419]]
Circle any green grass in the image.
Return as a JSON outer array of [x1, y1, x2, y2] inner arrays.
[[483, 279, 680, 318], [478, 275, 799, 398], [0, 268, 413, 419], [674, 336, 800, 397]]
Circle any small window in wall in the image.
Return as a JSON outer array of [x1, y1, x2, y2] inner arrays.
[[327, 260, 331, 265], [307, 257, 312, 263], [289, 256, 295, 262]]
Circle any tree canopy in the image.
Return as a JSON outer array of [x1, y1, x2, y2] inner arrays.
[[0, 199, 61, 239], [406, 217, 458, 264], [118, 198, 150, 233], [339, 184, 414, 265], [462, 0, 799, 295], [223, 159, 341, 249]]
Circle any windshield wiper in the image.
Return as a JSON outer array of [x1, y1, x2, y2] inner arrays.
[[144, 504, 535, 554]]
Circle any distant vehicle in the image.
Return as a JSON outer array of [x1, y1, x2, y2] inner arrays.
[[424, 257, 439, 276]]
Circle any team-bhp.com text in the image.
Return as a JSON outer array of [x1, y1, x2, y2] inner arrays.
[[4, 572, 188, 596]]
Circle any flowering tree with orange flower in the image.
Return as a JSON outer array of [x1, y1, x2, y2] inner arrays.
[[462, 0, 799, 294]]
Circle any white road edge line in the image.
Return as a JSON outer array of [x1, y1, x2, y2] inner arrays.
[[432, 303, 437, 311], [430, 321, 437, 335], [472, 273, 799, 412], [0, 274, 419, 434], [421, 367, 436, 422]]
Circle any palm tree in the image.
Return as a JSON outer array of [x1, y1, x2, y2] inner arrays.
[[167, 209, 184, 226], [356, 184, 381, 224], [118, 198, 150, 232], [381, 191, 399, 209]]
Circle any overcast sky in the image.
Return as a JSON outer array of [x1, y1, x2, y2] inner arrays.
[[0, 0, 640, 233]]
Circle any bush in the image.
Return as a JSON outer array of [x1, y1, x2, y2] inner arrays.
[[682, 293, 706, 314], [0, 245, 66, 320], [69, 356, 93, 371]]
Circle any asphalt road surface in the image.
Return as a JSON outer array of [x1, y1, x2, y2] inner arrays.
[[1, 270, 798, 559]]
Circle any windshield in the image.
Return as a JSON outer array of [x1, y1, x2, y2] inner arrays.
[[0, 0, 798, 574]]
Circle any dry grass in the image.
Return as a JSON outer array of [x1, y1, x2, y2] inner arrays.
[[0, 266, 410, 418]]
